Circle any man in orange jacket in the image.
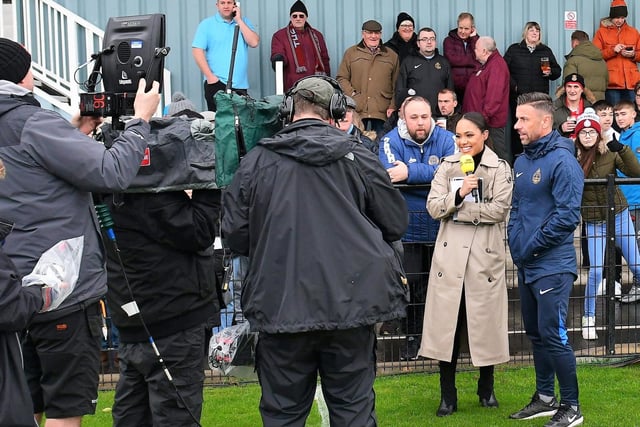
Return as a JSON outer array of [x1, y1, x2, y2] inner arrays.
[[594, 0, 640, 106]]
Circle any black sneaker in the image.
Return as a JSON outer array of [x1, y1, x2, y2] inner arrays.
[[509, 392, 559, 420], [544, 404, 583, 427]]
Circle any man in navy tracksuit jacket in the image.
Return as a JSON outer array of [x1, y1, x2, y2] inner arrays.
[[379, 96, 455, 359], [508, 92, 585, 426]]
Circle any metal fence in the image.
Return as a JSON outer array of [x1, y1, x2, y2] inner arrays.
[[98, 177, 640, 389]]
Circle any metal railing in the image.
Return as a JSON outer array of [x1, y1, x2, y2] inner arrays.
[[94, 177, 640, 388]]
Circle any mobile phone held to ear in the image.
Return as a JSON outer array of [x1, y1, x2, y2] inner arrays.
[[232, 1, 239, 18]]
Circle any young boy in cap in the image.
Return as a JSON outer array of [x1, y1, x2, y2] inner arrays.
[[553, 72, 596, 140], [594, 0, 640, 106]]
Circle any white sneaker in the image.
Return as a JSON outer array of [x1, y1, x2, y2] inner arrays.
[[620, 284, 640, 304], [581, 316, 598, 340], [596, 279, 622, 298]]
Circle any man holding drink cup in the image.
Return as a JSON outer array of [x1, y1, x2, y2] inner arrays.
[[552, 73, 596, 140]]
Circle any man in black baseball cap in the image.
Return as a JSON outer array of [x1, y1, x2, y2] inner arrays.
[[223, 74, 408, 425]]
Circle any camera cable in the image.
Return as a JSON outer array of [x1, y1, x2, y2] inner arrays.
[[95, 202, 203, 427]]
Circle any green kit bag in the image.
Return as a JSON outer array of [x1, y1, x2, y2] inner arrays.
[[214, 92, 283, 187]]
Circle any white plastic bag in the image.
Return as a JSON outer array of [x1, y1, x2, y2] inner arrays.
[[208, 322, 257, 377], [22, 236, 84, 311]]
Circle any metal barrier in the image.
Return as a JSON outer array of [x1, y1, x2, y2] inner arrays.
[[98, 177, 640, 389]]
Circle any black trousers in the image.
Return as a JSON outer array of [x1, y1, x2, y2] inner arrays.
[[203, 81, 248, 112], [438, 290, 494, 403], [256, 326, 377, 427], [112, 324, 207, 427], [403, 243, 434, 338]]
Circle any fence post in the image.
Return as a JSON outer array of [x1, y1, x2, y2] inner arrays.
[[605, 174, 617, 354]]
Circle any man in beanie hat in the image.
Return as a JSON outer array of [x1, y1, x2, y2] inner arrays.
[[223, 75, 407, 425], [192, 0, 259, 111], [270, 0, 331, 92], [165, 91, 204, 118], [0, 37, 160, 426], [553, 72, 596, 140], [594, 0, 640, 105], [337, 19, 399, 138], [384, 12, 417, 63]]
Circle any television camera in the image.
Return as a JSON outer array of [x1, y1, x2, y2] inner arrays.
[[79, 14, 169, 128]]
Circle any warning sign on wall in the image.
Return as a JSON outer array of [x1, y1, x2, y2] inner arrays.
[[564, 11, 578, 30]]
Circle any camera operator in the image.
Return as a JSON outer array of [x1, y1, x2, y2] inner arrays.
[[0, 38, 159, 427], [222, 76, 408, 425]]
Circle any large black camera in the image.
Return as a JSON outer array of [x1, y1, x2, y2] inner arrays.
[[79, 14, 168, 118]]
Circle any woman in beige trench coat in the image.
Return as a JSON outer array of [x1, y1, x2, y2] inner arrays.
[[417, 112, 513, 417]]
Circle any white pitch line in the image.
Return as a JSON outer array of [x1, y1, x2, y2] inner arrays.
[[314, 384, 330, 427]]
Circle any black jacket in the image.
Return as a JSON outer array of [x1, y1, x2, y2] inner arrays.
[[503, 40, 561, 96], [385, 31, 418, 64], [101, 189, 221, 342], [0, 220, 42, 427], [395, 49, 454, 113], [222, 119, 409, 333]]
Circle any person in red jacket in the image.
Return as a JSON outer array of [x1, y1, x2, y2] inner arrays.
[[443, 12, 481, 104], [270, 0, 330, 92], [593, 0, 640, 106], [463, 36, 511, 165]]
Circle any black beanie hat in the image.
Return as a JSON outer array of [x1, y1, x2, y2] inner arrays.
[[395, 12, 415, 30], [0, 38, 31, 84], [290, 0, 308, 16], [609, 0, 628, 18]]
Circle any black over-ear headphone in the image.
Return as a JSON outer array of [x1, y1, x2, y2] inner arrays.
[[280, 75, 347, 122]]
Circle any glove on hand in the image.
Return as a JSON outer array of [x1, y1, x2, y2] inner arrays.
[[607, 135, 625, 152]]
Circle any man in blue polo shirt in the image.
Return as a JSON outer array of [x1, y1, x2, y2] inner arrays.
[[192, 0, 259, 111]]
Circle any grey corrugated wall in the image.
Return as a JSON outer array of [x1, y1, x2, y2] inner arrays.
[[36, 0, 636, 111]]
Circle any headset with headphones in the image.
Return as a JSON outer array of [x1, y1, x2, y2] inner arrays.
[[279, 75, 347, 122]]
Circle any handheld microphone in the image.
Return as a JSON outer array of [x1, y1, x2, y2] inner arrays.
[[459, 154, 477, 199]]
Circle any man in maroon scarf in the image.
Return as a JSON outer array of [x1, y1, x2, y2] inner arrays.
[[270, 0, 330, 92]]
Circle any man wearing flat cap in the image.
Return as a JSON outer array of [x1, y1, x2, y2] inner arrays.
[[594, 0, 640, 106], [0, 38, 160, 426], [270, 0, 331, 92], [222, 75, 408, 425], [337, 19, 400, 139]]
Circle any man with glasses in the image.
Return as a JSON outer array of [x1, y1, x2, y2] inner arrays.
[[395, 27, 453, 116], [384, 12, 418, 64], [270, 0, 330, 92], [337, 20, 399, 139]]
